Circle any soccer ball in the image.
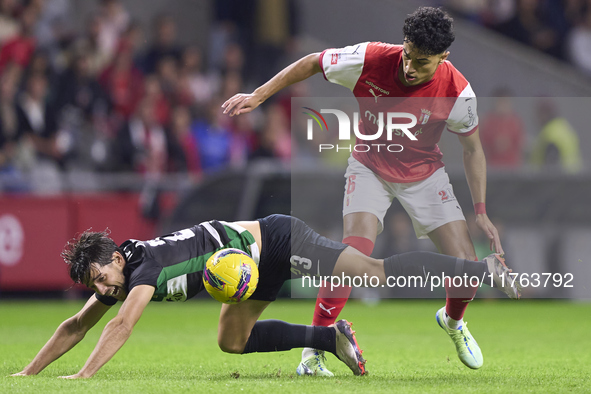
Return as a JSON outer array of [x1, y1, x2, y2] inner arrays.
[[203, 248, 259, 304]]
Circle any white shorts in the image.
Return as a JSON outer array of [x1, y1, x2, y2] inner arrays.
[[342, 157, 466, 239]]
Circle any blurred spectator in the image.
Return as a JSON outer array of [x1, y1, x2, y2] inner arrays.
[[53, 49, 108, 169], [252, 0, 298, 84], [219, 43, 245, 97], [0, 0, 21, 45], [16, 71, 64, 192], [174, 69, 197, 108], [114, 98, 185, 175], [191, 98, 248, 173], [180, 45, 218, 107], [210, 0, 253, 72], [566, 6, 591, 77], [96, 0, 129, 60], [23, 50, 57, 93], [480, 0, 517, 27], [494, 0, 570, 59], [16, 71, 60, 164], [98, 40, 144, 122], [155, 56, 179, 104], [120, 19, 144, 57], [140, 14, 182, 74], [443, 0, 487, 24], [143, 74, 170, 126], [54, 50, 106, 122], [0, 4, 39, 75], [0, 65, 20, 170], [479, 88, 526, 169], [221, 70, 243, 99], [169, 105, 201, 176], [529, 98, 582, 173], [71, 14, 112, 77], [33, 0, 75, 72], [250, 103, 291, 163]]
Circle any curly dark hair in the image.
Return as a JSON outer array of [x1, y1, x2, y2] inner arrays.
[[403, 7, 455, 56], [61, 230, 121, 286]]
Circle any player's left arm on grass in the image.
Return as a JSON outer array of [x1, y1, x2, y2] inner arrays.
[[61, 285, 155, 379], [458, 129, 503, 254]]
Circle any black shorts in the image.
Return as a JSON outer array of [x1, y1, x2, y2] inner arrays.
[[249, 214, 348, 302]]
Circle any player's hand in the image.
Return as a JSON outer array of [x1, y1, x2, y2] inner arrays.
[[10, 371, 29, 376], [475, 213, 504, 254], [59, 374, 87, 379], [222, 93, 263, 117]]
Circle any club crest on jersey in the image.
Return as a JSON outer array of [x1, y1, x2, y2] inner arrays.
[[419, 109, 431, 124]]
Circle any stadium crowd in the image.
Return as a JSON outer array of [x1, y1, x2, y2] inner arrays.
[[0, 0, 585, 194], [441, 0, 591, 76], [0, 0, 298, 193]]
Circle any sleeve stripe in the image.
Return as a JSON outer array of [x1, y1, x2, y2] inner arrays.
[[200, 222, 224, 248], [448, 125, 478, 136], [219, 221, 260, 267]]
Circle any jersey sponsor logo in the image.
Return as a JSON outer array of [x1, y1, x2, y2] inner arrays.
[[419, 109, 431, 124], [0, 214, 24, 266], [165, 275, 188, 302], [331, 53, 339, 64], [365, 80, 390, 96]]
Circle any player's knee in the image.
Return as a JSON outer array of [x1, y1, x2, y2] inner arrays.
[[218, 337, 246, 354]]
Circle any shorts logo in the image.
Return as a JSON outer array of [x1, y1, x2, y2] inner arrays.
[[438, 188, 457, 204], [331, 53, 339, 64]]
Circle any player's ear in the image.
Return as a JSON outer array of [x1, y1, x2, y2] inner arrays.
[[439, 51, 450, 64], [112, 251, 125, 268]]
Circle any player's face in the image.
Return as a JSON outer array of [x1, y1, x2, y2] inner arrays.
[[86, 252, 127, 301], [399, 40, 449, 86]]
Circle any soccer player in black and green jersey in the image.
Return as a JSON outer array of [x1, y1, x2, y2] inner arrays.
[[12, 215, 519, 379]]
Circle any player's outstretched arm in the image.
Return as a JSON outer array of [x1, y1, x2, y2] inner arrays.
[[11, 295, 112, 376], [222, 53, 321, 117], [60, 285, 155, 379], [458, 130, 504, 254]]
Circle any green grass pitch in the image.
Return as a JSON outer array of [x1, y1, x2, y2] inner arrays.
[[1, 299, 590, 393]]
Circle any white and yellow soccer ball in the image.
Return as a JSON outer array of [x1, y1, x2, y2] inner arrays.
[[203, 248, 259, 304]]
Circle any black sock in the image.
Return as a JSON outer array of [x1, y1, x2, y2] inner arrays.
[[242, 320, 336, 355], [383, 251, 487, 280]]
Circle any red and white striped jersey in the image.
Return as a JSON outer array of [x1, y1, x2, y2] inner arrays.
[[319, 42, 478, 183]]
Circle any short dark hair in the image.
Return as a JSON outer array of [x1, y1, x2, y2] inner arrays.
[[403, 7, 455, 56], [62, 230, 120, 285]]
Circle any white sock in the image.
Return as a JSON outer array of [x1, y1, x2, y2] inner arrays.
[[444, 312, 464, 330], [302, 347, 317, 359]]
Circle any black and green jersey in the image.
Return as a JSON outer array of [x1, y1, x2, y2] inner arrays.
[[96, 215, 347, 305], [96, 220, 260, 305]]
